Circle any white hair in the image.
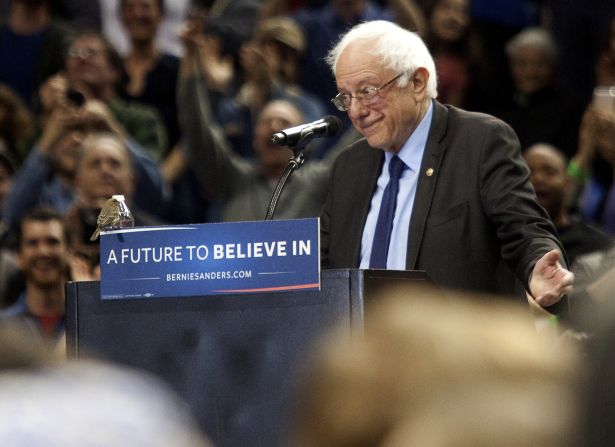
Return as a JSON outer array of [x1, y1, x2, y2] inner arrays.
[[505, 27, 558, 64], [325, 20, 438, 99]]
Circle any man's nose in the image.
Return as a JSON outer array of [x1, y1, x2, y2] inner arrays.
[[99, 161, 117, 175], [347, 97, 367, 119], [37, 242, 53, 256], [530, 172, 546, 186], [134, 8, 148, 19]]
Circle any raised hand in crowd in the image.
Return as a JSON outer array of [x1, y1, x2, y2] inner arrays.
[[179, 12, 234, 94], [572, 106, 615, 172]]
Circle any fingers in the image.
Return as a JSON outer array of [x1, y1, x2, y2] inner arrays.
[[535, 284, 574, 307], [178, 15, 207, 49], [39, 74, 70, 111], [544, 249, 561, 265], [534, 269, 574, 308], [535, 249, 561, 271], [80, 106, 119, 135], [534, 292, 561, 308], [531, 250, 574, 308]]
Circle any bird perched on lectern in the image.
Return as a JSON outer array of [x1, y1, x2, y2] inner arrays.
[[90, 195, 133, 241]]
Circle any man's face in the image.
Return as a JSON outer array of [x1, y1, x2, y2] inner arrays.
[[52, 124, 86, 178], [524, 145, 567, 218], [335, 42, 427, 152], [18, 220, 69, 289], [430, 0, 469, 43], [120, 0, 162, 43], [65, 35, 116, 90], [253, 100, 300, 170], [510, 46, 553, 95], [75, 137, 134, 206]]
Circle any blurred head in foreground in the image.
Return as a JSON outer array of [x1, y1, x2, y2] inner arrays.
[[289, 286, 581, 447], [0, 319, 211, 447]]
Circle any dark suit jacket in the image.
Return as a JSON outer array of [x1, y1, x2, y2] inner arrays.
[[321, 100, 565, 296]]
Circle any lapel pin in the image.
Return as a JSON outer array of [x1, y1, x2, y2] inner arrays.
[[426, 168, 434, 177]]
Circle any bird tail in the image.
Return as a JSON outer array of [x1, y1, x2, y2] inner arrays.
[[90, 227, 100, 241]]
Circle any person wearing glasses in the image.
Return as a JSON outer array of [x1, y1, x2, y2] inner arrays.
[[320, 20, 573, 311], [39, 30, 168, 164], [32, 31, 168, 219]]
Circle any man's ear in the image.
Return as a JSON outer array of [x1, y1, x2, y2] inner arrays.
[[411, 67, 429, 97]]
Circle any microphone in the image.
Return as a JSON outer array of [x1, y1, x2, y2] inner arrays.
[[270, 115, 343, 147]]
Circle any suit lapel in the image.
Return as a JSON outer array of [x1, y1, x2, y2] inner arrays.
[[348, 143, 384, 266], [406, 101, 449, 269]]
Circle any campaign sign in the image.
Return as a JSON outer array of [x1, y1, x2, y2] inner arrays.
[[99, 219, 320, 299]]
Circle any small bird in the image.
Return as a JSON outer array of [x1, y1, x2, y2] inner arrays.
[[90, 195, 132, 241]]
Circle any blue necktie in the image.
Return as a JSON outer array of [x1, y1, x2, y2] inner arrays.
[[369, 155, 406, 268]]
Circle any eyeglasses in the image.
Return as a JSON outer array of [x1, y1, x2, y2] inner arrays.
[[331, 73, 404, 112], [67, 47, 104, 59]]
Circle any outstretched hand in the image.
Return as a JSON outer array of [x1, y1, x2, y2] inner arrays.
[[529, 249, 574, 308]]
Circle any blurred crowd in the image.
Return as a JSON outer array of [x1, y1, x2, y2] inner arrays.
[[2, 0, 615, 445], [2, 0, 614, 326]]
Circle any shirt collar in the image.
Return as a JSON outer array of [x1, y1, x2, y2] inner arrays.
[[387, 100, 433, 172]]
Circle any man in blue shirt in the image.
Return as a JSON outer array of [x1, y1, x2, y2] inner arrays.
[[3, 207, 69, 344]]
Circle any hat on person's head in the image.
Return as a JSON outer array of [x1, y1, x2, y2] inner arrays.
[[255, 17, 306, 53]]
